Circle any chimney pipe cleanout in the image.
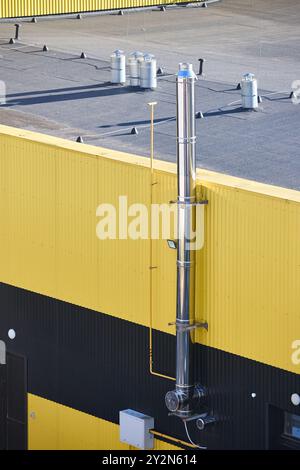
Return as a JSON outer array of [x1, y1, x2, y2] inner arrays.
[[165, 64, 204, 419]]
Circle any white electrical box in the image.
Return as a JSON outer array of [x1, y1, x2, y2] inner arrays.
[[119, 409, 154, 449]]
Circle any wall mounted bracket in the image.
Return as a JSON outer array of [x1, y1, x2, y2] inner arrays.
[[169, 199, 209, 206], [168, 321, 208, 331]]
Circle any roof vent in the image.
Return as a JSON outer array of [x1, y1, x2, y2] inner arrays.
[[140, 54, 157, 90], [241, 73, 258, 109], [111, 50, 126, 85], [128, 52, 144, 87]]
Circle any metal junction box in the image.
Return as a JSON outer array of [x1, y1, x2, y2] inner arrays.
[[119, 409, 154, 449]]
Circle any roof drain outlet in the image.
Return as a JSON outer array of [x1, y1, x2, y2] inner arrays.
[[165, 63, 204, 420]]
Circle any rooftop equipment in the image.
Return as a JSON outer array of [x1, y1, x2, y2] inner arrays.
[[140, 54, 157, 90], [111, 49, 126, 85], [128, 51, 144, 87], [165, 63, 204, 419], [241, 73, 258, 109]]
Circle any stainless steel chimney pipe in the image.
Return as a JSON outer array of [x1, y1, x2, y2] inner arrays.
[[165, 63, 202, 418]]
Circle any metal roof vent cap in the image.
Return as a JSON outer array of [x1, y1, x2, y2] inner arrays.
[[241, 72, 258, 109], [111, 49, 126, 85], [128, 51, 144, 87], [178, 62, 197, 80], [140, 54, 157, 90]]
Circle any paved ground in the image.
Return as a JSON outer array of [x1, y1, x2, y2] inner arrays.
[[0, 0, 299, 189]]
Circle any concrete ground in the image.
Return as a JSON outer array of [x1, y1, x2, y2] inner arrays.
[[0, 0, 299, 189]]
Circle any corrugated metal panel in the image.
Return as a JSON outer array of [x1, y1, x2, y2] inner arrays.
[[28, 393, 179, 450], [0, 126, 151, 327], [28, 393, 130, 450], [1, 288, 298, 450], [151, 168, 300, 376], [0, 124, 300, 376], [0, 0, 192, 18], [195, 182, 300, 376]]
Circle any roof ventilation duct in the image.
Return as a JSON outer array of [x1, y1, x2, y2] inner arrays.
[[128, 51, 144, 87], [140, 54, 157, 90], [241, 73, 258, 109], [111, 50, 126, 85]]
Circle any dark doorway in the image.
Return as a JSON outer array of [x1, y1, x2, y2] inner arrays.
[[0, 360, 6, 450], [268, 405, 300, 450], [0, 352, 27, 450]]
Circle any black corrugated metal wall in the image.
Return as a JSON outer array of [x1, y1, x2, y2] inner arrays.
[[0, 282, 300, 449]]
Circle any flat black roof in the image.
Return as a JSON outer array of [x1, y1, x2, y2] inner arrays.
[[0, 1, 299, 190]]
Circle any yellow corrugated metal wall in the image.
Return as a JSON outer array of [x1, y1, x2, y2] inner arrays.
[[28, 394, 179, 450], [0, 124, 300, 377], [0, 0, 193, 18]]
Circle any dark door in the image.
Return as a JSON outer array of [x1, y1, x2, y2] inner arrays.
[[268, 405, 300, 450], [0, 352, 27, 450], [0, 362, 6, 450]]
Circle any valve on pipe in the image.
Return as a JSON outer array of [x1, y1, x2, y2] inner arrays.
[[196, 414, 216, 430], [165, 385, 206, 418]]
